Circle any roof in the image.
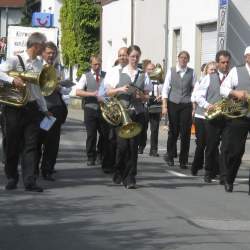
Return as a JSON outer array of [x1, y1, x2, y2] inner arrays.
[[0, 0, 25, 8], [100, 0, 118, 6]]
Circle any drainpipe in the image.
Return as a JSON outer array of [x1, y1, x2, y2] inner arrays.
[[131, 0, 134, 45], [164, 0, 169, 71], [5, 7, 9, 37]]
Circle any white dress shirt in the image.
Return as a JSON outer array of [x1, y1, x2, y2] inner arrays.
[[0, 51, 47, 112], [76, 69, 102, 90], [195, 71, 226, 109], [104, 65, 153, 92], [191, 78, 205, 119], [220, 64, 250, 98], [162, 64, 196, 99]]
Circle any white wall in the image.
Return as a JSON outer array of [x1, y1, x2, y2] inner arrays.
[[134, 0, 166, 66], [102, 0, 131, 71], [0, 9, 23, 37], [168, 0, 218, 69]]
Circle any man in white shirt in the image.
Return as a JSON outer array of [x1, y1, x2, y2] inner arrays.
[[162, 51, 196, 169], [0, 32, 48, 192], [195, 50, 231, 184], [220, 46, 250, 193], [76, 55, 109, 169]]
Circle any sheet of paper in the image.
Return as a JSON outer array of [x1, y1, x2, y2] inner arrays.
[[40, 116, 57, 131]]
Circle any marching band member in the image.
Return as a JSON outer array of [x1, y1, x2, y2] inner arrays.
[[37, 41, 70, 181], [220, 46, 250, 193], [191, 61, 217, 176], [162, 51, 196, 169], [195, 50, 231, 183], [76, 55, 110, 171], [146, 63, 163, 157], [104, 45, 152, 189], [0, 32, 48, 192]]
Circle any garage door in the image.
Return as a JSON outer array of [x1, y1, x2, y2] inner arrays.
[[201, 23, 217, 64]]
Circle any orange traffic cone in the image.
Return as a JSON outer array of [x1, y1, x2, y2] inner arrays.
[[191, 123, 196, 135]]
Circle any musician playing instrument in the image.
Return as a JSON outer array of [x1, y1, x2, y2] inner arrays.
[[104, 45, 152, 189], [195, 50, 231, 184], [37, 42, 69, 181], [220, 46, 250, 194], [0, 32, 48, 192], [146, 63, 163, 157], [190, 61, 217, 176]]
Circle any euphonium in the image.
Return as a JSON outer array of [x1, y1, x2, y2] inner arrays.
[[100, 97, 142, 139], [0, 64, 58, 107], [204, 98, 250, 120], [148, 63, 164, 83]]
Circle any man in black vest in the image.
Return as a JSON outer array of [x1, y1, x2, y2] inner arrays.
[[76, 55, 110, 169], [162, 51, 196, 169], [196, 50, 231, 184], [220, 46, 250, 193], [37, 41, 69, 181]]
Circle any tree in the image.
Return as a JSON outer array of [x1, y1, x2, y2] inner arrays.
[[60, 0, 100, 76], [20, 0, 39, 26]]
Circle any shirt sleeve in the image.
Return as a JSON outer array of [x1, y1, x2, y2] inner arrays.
[[191, 80, 200, 102], [162, 68, 171, 99], [195, 75, 211, 109], [144, 73, 153, 92], [104, 67, 119, 89], [0, 57, 18, 84], [76, 74, 87, 90], [220, 67, 238, 98]]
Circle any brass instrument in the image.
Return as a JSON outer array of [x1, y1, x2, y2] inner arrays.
[[0, 65, 58, 107], [100, 97, 142, 139], [149, 63, 164, 83], [205, 98, 250, 120]]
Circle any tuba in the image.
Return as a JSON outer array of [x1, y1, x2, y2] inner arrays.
[[205, 98, 250, 120], [0, 64, 58, 107], [148, 63, 164, 83], [100, 97, 142, 139]]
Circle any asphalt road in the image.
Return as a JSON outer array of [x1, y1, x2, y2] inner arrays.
[[0, 109, 250, 250]]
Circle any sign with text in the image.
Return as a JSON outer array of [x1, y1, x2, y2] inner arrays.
[[7, 26, 58, 58]]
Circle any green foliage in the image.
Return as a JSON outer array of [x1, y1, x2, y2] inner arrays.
[[20, 0, 37, 26], [60, 0, 100, 76]]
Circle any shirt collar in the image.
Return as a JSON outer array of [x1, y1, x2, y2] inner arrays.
[[91, 69, 100, 76], [176, 64, 187, 73], [218, 70, 227, 80]]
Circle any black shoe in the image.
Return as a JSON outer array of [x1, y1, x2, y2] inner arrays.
[[204, 175, 212, 183], [103, 168, 113, 174], [25, 184, 43, 192], [87, 160, 95, 166], [113, 172, 122, 184], [5, 179, 17, 190], [219, 179, 225, 185], [124, 177, 136, 189], [138, 147, 144, 154], [42, 174, 55, 181], [164, 154, 174, 167], [126, 183, 136, 189], [191, 166, 198, 176], [180, 163, 188, 170], [149, 150, 159, 157], [224, 182, 233, 192]]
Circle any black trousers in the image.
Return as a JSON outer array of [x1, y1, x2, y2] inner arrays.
[[37, 105, 67, 175], [167, 101, 192, 164], [149, 112, 161, 152], [2, 102, 41, 187], [114, 112, 144, 183], [192, 117, 206, 171], [221, 118, 250, 184], [204, 118, 225, 178], [137, 110, 148, 150], [84, 107, 111, 169]]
